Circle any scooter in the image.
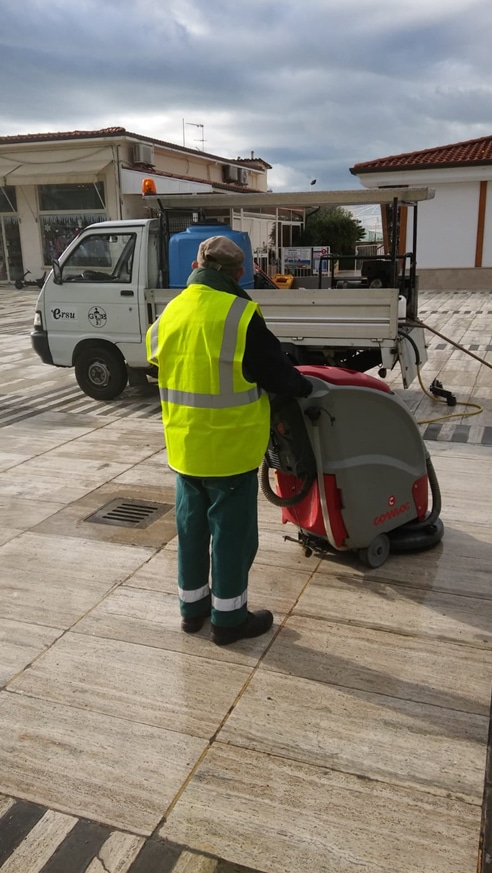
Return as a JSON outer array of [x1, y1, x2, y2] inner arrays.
[[260, 364, 444, 568], [14, 270, 46, 290]]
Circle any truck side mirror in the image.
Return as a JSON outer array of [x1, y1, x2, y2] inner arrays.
[[52, 259, 62, 285]]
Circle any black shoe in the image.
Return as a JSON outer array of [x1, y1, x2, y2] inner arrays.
[[181, 597, 211, 634], [211, 610, 274, 646], [181, 615, 207, 634]]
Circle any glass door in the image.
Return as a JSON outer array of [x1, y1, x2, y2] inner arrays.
[[0, 216, 24, 284], [3, 216, 23, 283], [0, 221, 7, 281], [0, 187, 23, 284]]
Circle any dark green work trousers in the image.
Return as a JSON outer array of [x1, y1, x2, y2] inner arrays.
[[175, 469, 259, 627]]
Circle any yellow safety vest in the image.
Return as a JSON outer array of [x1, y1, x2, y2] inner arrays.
[[146, 283, 270, 477]]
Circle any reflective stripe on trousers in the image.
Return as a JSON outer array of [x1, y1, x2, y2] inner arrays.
[[178, 586, 248, 612]]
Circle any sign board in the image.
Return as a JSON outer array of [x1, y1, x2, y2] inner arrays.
[[312, 246, 331, 275], [281, 246, 331, 275], [282, 247, 312, 273]]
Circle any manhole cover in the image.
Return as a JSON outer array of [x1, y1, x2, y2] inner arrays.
[[85, 498, 173, 529]]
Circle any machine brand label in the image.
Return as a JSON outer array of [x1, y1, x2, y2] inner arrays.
[[374, 502, 410, 526]]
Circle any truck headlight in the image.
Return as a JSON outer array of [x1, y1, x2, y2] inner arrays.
[[33, 311, 43, 329]]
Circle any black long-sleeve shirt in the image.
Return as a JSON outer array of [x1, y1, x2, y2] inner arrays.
[[244, 312, 312, 397]]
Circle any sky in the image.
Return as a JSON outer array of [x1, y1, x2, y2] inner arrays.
[[2, 0, 492, 196]]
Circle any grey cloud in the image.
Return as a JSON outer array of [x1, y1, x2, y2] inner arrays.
[[2, 0, 492, 188]]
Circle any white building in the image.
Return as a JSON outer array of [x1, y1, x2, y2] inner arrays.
[[351, 135, 492, 289], [0, 126, 276, 284]]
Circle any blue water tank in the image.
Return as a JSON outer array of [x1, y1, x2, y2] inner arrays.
[[168, 223, 254, 289]]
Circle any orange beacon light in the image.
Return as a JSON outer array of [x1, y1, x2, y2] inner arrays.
[[142, 178, 157, 196]]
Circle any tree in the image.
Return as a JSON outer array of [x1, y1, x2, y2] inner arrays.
[[298, 206, 366, 269]]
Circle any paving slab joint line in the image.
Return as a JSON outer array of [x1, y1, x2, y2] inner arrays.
[[152, 559, 320, 835], [2, 551, 164, 690], [3, 628, 66, 692], [68, 549, 162, 635]]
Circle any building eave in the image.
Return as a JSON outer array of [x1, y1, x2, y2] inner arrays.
[[0, 127, 270, 171]]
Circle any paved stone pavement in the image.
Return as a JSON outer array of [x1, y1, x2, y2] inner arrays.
[[0, 285, 491, 872]]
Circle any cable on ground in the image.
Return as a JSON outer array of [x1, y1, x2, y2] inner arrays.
[[399, 320, 485, 425]]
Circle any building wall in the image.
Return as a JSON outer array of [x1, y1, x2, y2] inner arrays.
[[482, 181, 492, 266], [357, 166, 492, 271], [16, 186, 40, 274], [406, 181, 479, 269]]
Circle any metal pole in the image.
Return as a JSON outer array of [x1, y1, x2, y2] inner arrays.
[[409, 202, 419, 320], [391, 196, 398, 288]]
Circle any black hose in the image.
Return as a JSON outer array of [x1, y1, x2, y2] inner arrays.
[[386, 454, 444, 552], [397, 330, 442, 525], [398, 328, 421, 365], [259, 458, 315, 507], [424, 453, 441, 524]]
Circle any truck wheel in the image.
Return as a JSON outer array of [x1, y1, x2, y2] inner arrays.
[[369, 277, 384, 289], [358, 533, 390, 568], [74, 346, 128, 400]]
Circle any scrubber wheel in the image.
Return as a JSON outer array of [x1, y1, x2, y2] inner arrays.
[[358, 533, 390, 568]]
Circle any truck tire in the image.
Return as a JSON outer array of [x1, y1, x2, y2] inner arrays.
[[74, 345, 128, 400]]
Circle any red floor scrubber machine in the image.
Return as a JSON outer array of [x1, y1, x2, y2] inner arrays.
[[260, 365, 444, 568]]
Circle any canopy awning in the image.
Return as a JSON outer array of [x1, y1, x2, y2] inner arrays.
[[0, 147, 113, 186]]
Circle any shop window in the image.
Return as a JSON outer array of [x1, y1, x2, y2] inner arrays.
[[40, 213, 107, 266], [39, 184, 107, 266], [0, 187, 16, 212], [38, 183, 105, 211]]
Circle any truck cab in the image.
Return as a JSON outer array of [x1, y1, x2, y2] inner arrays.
[[32, 219, 164, 399]]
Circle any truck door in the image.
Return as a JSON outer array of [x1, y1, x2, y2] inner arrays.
[[46, 229, 142, 363]]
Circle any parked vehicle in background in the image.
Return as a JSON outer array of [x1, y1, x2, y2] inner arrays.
[[31, 186, 434, 400]]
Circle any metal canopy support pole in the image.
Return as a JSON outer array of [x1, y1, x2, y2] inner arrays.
[[390, 196, 399, 289], [275, 208, 279, 271], [409, 202, 419, 320]]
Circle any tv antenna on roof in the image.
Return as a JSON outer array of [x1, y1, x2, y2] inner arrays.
[[182, 119, 205, 151]]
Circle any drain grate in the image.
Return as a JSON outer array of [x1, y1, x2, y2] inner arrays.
[[85, 498, 173, 529]]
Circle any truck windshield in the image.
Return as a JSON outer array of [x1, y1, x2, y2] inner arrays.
[[62, 233, 136, 283]]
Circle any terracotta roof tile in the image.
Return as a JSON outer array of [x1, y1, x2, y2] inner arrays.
[[0, 126, 270, 169], [0, 127, 127, 145], [350, 134, 492, 174]]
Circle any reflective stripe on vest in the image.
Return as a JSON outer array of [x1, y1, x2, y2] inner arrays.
[[147, 318, 160, 365], [159, 385, 260, 408]]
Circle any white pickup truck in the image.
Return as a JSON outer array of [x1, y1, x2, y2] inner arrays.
[[31, 186, 434, 400]]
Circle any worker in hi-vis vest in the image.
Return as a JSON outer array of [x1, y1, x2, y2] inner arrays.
[[147, 235, 312, 646]]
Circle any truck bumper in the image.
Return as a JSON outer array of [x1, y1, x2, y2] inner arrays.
[[30, 329, 54, 365]]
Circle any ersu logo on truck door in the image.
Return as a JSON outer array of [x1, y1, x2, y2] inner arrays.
[[88, 306, 107, 328], [51, 308, 75, 320]]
